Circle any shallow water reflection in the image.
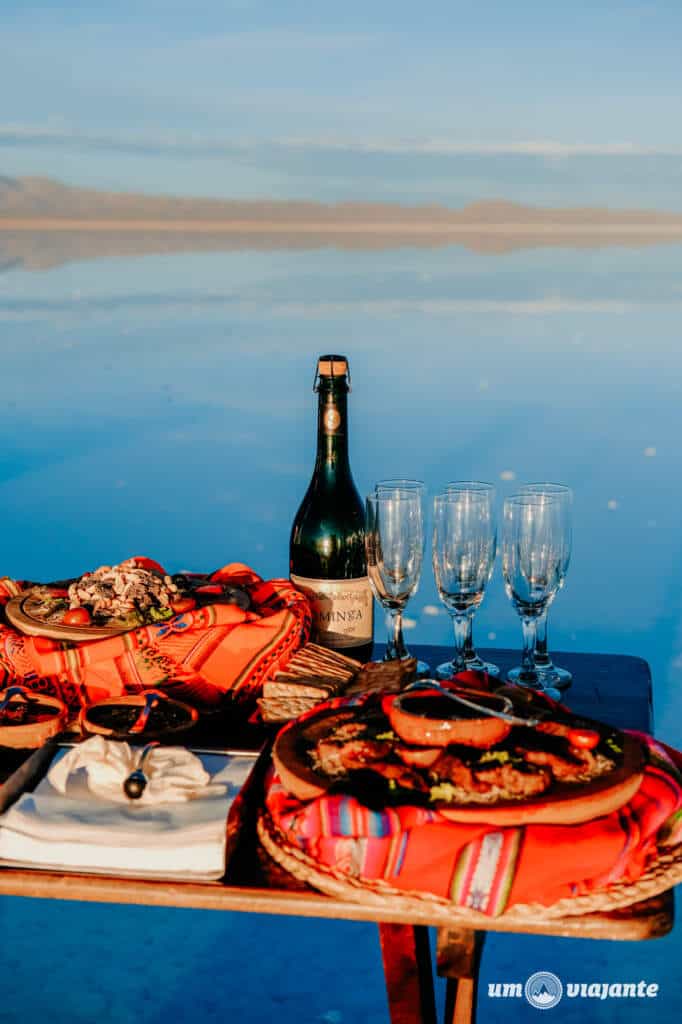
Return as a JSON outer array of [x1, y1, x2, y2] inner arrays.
[[1, 237, 681, 1022]]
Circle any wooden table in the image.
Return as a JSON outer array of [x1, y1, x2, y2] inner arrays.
[[0, 646, 672, 1024]]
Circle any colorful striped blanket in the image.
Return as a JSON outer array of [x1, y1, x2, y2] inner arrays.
[[0, 560, 310, 711], [265, 695, 682, 915]]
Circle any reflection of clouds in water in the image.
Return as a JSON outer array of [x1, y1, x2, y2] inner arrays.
[[6, 295, 682, 325], [0, 246, 680, 757]]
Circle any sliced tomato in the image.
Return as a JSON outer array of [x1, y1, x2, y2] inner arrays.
[[63, 607, 91, 626], [170, 597, 196, 614], [567, 727, 601, 750]]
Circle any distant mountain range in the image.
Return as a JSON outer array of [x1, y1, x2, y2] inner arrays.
[[2, 175, 682, 270]]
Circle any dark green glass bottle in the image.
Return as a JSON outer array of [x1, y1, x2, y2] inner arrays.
[[290, 355, 374, 660]]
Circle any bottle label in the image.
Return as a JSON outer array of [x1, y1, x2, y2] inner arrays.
[[291, 574, 373, 649]]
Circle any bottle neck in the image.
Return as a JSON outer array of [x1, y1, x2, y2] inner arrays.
[[314, 380, 350, 475]]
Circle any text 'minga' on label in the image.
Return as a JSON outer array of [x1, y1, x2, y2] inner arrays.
[[290, 574, 373, 649]]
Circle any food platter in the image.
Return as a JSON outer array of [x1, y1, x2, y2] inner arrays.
[[5, 592, 130, 641], [272, 700, 645, 826], [5, 562, 252, 643]]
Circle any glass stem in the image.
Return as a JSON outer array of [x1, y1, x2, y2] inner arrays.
[[451, 614, 469, 674], [535, 608, 551, 668], [520, 615, 539, 683], [463, 614, 475, 661], [386, 606, 408, 660]]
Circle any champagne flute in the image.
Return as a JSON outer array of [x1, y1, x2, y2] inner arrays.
[[443, 481, 499, 678], [517, 483, 573, 690], [432, 491, 496, 679], [365, 492, 426, 673], [376, 479, 426, 503], [502, 493, 567, 698], [374, 480, 429, 675]]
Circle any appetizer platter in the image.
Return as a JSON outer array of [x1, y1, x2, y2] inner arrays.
[[272, 683, 645, 825], [5, 558, 251, 641]]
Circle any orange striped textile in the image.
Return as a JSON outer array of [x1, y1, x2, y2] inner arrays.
[[0, 560, 310, 711]]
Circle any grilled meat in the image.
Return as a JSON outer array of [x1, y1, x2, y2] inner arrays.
[[68, 559, 179, 621], [314, 737, 392, 775], [474, 761, 551, 797]]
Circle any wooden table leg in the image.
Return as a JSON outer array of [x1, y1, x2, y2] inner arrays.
[[436, 928, 486, 1024], [378, 923, 437, 1024]]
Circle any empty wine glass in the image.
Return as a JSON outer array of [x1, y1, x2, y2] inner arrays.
[[502, 493, 568, 698], [376, 479, 426, 504], [443, 481, 499, 678], [365, 492, 427, 673], [432, 491, 496, 680], [374, 480, 429, 675], [518, 483, 573, 690]]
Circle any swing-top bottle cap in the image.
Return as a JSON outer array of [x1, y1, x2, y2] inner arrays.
[[314, 354, 351, 390], [317, 354, 348, 377]]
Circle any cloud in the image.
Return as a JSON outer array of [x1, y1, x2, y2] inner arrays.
[[280, 139, 682, 158], [2, 293, 682, 325], [2, 124, 682, 161]]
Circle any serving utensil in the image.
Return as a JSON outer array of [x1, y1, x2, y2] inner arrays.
[[123, 742, 159, 800], [402, 679, 545, 727], [129, 691, 163, 735]]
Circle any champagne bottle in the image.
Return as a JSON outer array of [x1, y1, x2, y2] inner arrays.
[[290, 355, 374, 660]]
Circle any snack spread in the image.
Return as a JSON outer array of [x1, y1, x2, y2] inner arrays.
[[6, 557, 253, 639], [272, 684, 644, 825], [0, 562, 310, 710], [26, 561, 181, 630]]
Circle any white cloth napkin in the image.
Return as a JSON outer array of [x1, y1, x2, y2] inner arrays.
[[47, 736, 226, 805], [0, 745, 256, 880]]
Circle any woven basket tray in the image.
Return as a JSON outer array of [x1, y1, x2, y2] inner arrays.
[[257, 811, 682, 923]]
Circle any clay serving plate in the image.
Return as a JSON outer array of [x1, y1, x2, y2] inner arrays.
[[384, 687, 513, 748]]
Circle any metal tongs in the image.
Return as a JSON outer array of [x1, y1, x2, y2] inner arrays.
[[402, 680, 546, 727]]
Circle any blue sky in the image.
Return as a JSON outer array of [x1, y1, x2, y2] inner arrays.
[[2, 2, 682, 202]]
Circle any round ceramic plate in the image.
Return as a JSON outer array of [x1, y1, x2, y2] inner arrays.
[[0, 686, 68, 748], [80, 692, 199, 740], [273, 705, 645, 826], [5, 592, 131, 641]]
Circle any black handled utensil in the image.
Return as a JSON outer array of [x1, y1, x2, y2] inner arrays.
[[123, 742, 159, 799]]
